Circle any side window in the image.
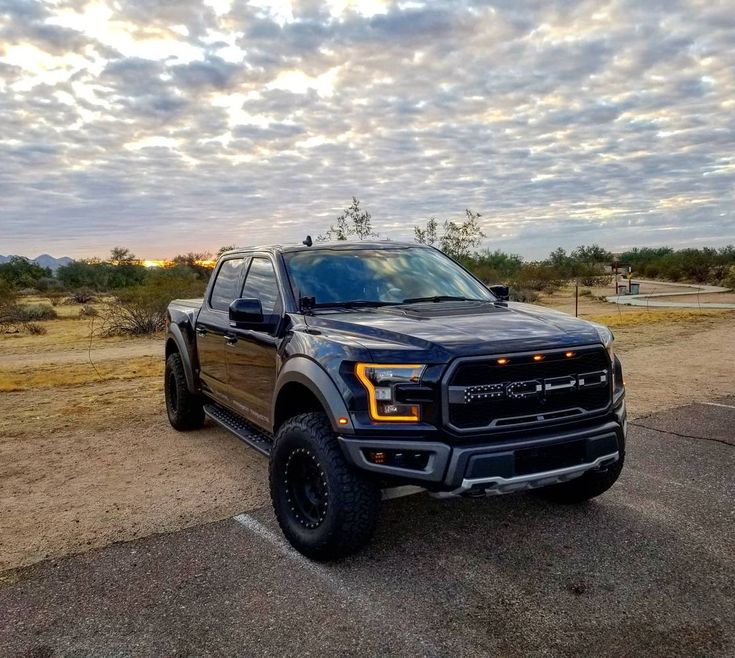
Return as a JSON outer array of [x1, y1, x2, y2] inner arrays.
[[210, 258, 244, 311], [241, 258, 281, 316]]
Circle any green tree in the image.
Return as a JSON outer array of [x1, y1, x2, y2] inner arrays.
[[217, 245, 236, 258], [570, 244, 612, 264], [0, 256, 51, 288], [110, 247, 137, 265], [439, 210, 486, 261], [414, 217, 439, 246], [318, 197, 376, 241]]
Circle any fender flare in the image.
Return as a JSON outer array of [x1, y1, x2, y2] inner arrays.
[[273, 357, 354, 433], [166, 324, 198, 393]]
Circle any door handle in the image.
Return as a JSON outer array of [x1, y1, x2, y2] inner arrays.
[[196, 327, 208, 336], [225, 334, 238, 345]]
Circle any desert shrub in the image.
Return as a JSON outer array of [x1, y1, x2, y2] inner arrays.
[[0, 256, 50, 288], [722, 266, 735, 289], [79, 304, 98, 317], [35, 277, 64, 293], [509, 287, 539, 303], [57, 260, 147, 291], [47, 290, 66, 306], [25, 322, 47, 335], [579, 275, 612, 287], [579, 288, 593, 297], [65, 288, 97, 304], [0, 280, 17, 306], [101, 271, 206, 336], [18, 303, 58, 321], [512, 263, 566, 292]]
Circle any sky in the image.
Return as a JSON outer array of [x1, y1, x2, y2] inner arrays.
[[1, 0, 734, 260]]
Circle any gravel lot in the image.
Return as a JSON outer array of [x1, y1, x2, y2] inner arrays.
[[2, 399, 733, 658]]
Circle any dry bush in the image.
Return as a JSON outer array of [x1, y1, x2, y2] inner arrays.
[[18, 303, 58, 321], [65, 288, 97, 304], [509, 288, 539, 303], [100, 273, 205, 336], [79, 304, 98, 318], [25, 322, 47, 335]]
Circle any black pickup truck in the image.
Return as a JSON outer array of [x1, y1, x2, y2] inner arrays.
[[165, 241, 626, 559]]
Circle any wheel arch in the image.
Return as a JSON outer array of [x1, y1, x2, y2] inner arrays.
[[165, 325, 197, 393], [273, 357, 353, 434]]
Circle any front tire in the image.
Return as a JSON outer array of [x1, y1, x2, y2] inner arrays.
[[165, 352, 205, 431], [270, 412, 380, 560], [534, 450, 625, 504]]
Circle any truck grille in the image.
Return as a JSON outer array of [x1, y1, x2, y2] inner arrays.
[[443, 346, 612, 432]]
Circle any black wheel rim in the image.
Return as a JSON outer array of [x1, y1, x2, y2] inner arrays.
[[285, 448, 328, 529], [167, 371, 178, 413]]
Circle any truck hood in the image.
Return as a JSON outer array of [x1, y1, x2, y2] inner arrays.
[[303, 300, 603, 361]]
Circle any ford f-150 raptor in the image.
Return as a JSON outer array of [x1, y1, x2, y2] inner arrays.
[[165, 241, 626, 559]]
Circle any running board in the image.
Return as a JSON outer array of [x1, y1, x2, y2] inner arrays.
[[204, 403, 274, 456]]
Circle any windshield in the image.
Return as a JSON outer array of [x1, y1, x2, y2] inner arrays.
[[283, 247, 495, 308]]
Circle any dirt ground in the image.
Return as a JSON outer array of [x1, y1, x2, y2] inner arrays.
[[1, 292, 733, 573]]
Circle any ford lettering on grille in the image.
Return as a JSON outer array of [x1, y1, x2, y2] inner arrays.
[[450, 370, 608, 405]]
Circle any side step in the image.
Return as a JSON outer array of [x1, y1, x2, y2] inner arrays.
[[204, 403, 274, 456]]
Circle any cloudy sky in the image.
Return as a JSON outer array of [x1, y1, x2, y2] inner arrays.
[[1, 0, 734, 260]]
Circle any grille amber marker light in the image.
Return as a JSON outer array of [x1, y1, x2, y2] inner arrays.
[[533, 354, 544, 361], [565, 351, 576, 358], [497, 357, 509, 365], [338, 417, 349, 425], [355, 363, 423, 422]]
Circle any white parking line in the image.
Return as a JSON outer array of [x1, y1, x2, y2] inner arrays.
[[702, 402, 735, 410], [232, 513, 439, 653]]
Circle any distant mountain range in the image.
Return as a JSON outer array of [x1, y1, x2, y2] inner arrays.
[[0, 254, 74, 272]]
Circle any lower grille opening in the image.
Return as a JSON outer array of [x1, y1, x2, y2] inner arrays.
[[515, 440, 587, 475]]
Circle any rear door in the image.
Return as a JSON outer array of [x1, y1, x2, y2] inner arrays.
[[196, 256, 247, 402], [225, 257, 282, 428]]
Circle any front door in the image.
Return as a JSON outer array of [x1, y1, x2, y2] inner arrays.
[[226, 257, 282, 429], [197, 256, 246, 402]]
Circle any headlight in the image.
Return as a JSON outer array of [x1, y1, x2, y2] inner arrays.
[[593, 324, 615, 361], [355, 363, 426, 422], [592, 324, 615, 387]]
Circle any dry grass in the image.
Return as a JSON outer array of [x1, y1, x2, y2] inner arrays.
[[586, 309, 732, 328], [0, 355, 162, 392]]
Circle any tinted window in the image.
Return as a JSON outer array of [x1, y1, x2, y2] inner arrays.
[[210, 258, 244, 311], [283, 247, 493, 306], [242, 258, 281, 316]]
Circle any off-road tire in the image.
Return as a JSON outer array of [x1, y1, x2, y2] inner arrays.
[[270, 412, 380, 560], [165, 352, 205, 431], [534, 450, 625, 504]]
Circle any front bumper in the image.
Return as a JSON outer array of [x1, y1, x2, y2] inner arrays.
[[338, 402, 626, 495]]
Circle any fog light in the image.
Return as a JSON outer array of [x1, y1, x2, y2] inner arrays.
[[368, 451, 386, 464]]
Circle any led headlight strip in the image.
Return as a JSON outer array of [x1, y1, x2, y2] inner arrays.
[[355, 363, 426, 422]]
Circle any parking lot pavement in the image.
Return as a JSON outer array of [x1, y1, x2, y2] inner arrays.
[[1, 402, 733, 658]]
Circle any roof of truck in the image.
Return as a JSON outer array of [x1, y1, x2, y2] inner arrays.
[[220, 240, 426, 257]]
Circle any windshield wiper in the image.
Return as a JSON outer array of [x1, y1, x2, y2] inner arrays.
[[401, 295, 480, 304], [313, 300, 400, 309]]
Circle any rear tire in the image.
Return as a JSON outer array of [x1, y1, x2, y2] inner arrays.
[[165, 352, 205, 431], [534, 451, 625, 504], [270, 412, 380, 560]]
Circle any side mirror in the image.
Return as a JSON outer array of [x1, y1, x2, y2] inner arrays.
[[489, 284, 510, 302], [229, 298, 264, 328]]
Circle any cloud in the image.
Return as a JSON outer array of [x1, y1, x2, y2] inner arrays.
[[0, 0, 733, 259]]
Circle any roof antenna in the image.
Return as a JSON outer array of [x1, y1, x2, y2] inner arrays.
[[302, 235, 313, 247]]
